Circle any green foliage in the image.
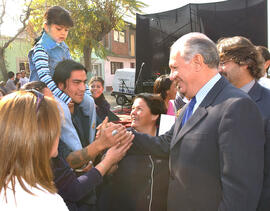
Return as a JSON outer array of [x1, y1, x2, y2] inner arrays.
[[29, 0, 146, 58]]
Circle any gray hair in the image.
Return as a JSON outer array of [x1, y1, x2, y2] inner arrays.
[[172, 32, 219, 69]]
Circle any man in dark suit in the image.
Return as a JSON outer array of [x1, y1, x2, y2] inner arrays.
[[217, 36, 270, 211], [132, 32, 265, 211]]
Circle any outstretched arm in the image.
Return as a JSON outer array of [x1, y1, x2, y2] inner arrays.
[[65, 118, 133, 170], [129, 123, 174, 158]]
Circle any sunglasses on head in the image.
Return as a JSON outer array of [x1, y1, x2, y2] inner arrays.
[[25, 89, 44, 112]]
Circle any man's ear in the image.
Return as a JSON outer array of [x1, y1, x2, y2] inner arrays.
[[191, 54, 204, 71], [240, 64, 249, 73], [58, 82, 64, 91], [44, 23, 49, 33], [264, 60, 270, 71]]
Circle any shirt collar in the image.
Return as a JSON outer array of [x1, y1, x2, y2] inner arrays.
[[193, 73, 221, 113], [40, 32, 68, 50], [240, 80, 255, 93]]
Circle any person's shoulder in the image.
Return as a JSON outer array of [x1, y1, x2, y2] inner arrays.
[[54, 96, 70, 112], [252, 83, 270, 116], [211, 81, 259, 117], [0, 179, 67, 210], [250, 82, 270, 100], [38, 32, 59, 51], [29, 186, 68, 210], [60, 41, 69, 50], [210, 76, 250, 102], [259, 82, 270, 97], [32, 42, 47, 55], [217, 80, 250, 103], [102, 97, 111, 108]]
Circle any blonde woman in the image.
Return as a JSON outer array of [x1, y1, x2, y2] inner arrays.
[[0, 91, 68, 210]]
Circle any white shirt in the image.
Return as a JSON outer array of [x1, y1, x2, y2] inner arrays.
[[19, 77, 29, 87], [0, 179, 68, 211], [258, 75, 270, 90]]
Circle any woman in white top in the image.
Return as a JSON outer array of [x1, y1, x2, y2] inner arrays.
[[0, 90, 68, 210]]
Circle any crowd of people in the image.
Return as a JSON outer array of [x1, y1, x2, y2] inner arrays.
[[1, 5, 270, 211]]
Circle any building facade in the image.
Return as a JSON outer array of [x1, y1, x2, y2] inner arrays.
[[91, 23, 136, 91], [0, 34, 32, 81]]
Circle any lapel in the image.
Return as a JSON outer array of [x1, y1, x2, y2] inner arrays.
[[173, 104, 187, 136], [170, 76, 229, 149], [248, 81, 262, 103]]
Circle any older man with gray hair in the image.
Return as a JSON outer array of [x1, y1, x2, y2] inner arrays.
[[132, 32, 265, 211]]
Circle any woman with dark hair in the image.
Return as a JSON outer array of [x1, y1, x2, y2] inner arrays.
[[98, 93, 169, 211], [89, 76, 111, 121], [153, 74, 177, 116]]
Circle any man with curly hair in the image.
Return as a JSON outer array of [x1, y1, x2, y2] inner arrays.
[[217, 36, 270, 211]]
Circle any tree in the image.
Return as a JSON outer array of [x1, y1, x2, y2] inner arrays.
[[0, 0, 33, 81], [29, 0, 146, 72]]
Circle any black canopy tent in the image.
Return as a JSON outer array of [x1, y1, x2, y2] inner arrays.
[[135, 0, 267, 93]]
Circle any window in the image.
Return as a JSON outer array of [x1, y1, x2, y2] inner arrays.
[[91, 63, 102, 76], [130, 34, 135, 56], [19, 61, 30, 74], [130, 63, 135, 68], [113, 31, 125, 43], [111, 62, 123, 74]]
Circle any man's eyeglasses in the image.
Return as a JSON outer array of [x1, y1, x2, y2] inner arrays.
[[25, 89, 44, 112], [219, 60, 231, 67]]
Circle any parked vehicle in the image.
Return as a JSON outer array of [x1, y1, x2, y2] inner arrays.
[[111, 68, 135, 105]]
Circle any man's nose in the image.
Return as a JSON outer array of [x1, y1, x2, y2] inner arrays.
[[218, 65, 224, 72], [130, 109, 136, 116], [79, 83, 86, 91], [170, 71, 177, 81]]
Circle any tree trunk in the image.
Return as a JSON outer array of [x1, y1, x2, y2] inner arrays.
[[83, 45, 92, 73], [0, 48, 8, 81]]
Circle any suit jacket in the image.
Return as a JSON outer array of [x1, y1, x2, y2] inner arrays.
[[133, 77, 265, 211], [248, 82, 270, 211]]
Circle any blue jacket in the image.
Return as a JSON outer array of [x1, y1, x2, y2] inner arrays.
[[29, 32, 71, 81]]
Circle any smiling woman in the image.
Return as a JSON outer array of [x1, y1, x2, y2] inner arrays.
[[98, 93, 169, 211], [89, 76, 111, 121]]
